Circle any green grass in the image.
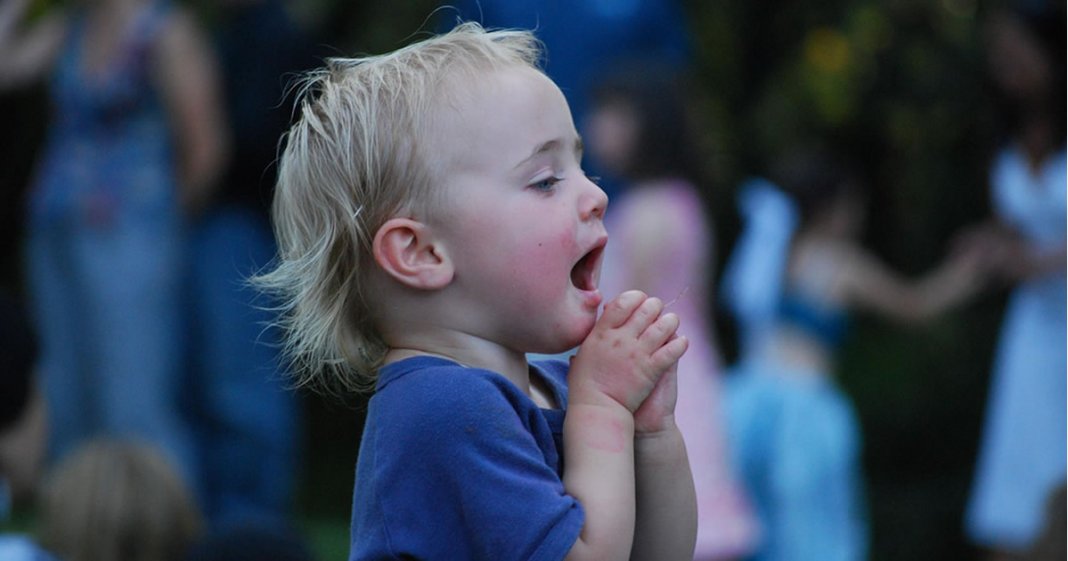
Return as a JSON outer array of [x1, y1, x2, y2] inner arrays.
[[300, 516, 350, 561]]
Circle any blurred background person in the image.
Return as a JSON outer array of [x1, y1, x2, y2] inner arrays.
[[723, 145, 986, 561], [587, 61, 758, 561], [719, 177, 799, 362], [0, 0, 228, 490], [962, 3, 1066, 560], [184, 0, 318, 529], [39, 438, 203, 561]]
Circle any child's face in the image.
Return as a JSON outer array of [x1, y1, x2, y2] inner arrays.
[[427, 66, 609, 354]]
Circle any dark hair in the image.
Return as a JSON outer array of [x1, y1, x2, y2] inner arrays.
[[771, 144, 864, 224], [590, 60, 706, 184], [987, 0, 1067, 145], [1014, 0, 1066, 78], [0, 291, 39, 432]]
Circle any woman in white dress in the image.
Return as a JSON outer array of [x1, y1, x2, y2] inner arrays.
[[964, 4, 1067, 559]]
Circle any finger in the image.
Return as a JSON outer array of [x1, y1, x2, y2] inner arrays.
[[599, 290, 646, 329], [650, 335, 688, 372], [620, 296, 664, 338], [639, 311, 680, 352]]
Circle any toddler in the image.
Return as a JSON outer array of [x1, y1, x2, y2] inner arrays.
[[256, 22, 697, 560]]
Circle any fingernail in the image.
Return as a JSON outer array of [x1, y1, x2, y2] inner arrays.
[[618, 290, 642, 307]]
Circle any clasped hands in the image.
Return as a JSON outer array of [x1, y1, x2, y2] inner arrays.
[[569, 290, 690, 436]]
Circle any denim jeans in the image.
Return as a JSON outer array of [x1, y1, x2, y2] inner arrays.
[[186, 205, 300, 526], [27, 212, 196, 485]]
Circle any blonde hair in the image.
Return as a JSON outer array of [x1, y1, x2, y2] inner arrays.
[[254, 22, 544, 393], [40, 439, 202, 561]]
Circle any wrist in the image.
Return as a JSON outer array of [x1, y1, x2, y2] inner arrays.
[[634, 423, 688, 465], [634, 415, 680, 440], [568, 380, 635, 412], [566, 399, 634, 425]]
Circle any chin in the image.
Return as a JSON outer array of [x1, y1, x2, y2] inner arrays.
[[559, 314, 598, 351]]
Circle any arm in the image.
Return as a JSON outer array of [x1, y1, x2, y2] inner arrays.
[[564, 291, 689, 561], [0, 0, 65, 90], [838, 241, 986, 324], [630, 362, 698, 561], [986, 222, 1066, 282], [152, 8, 229, 216], [1006, 241, 1067, 280]]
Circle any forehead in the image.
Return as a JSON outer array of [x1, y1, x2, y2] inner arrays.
[[427, 66, 577, 173]]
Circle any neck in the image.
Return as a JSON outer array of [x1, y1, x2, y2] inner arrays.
[[1017, 113, 1055, 170], [383, 332, 532, 393]]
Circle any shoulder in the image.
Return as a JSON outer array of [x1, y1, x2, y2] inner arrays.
[[156, 5, 209, 56], [370, 358, 536, 442], [789, 237, 859, 293], [377, 357, 525, 406], [352, 359, 581, 560]]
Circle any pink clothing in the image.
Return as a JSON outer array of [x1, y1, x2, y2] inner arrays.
[[601, 179, 758, 559]]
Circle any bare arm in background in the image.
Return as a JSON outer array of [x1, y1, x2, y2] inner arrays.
[[957, 219, 1066, 283], [153, 7, 229, 216], [833, 239, 987, 324], [0, 0, 66, 90]]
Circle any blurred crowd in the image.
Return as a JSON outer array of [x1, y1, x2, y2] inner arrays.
[[1, 0, 317, 559], [1, 1, 1064, 561]]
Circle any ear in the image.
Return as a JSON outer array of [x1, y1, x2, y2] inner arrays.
[[372, 218, 454, 290]]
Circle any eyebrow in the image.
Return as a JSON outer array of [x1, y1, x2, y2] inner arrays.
[[514, 136, 584, 170]]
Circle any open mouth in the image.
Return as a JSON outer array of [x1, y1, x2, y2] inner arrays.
[[570, 242, 605, 292]]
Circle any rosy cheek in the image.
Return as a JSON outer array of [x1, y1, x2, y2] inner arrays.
[[510, 243, 565, 288], [518, 229, 576, 280]]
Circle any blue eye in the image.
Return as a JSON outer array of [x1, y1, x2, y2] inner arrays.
[[531, 176, 563, 192]]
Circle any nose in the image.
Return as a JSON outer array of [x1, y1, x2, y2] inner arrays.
[[579, 176, 609, 220]]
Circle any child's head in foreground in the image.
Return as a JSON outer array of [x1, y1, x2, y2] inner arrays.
[[258, 22, 609, 392]]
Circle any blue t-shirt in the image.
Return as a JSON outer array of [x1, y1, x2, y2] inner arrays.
[[349, 356, 585, 560]]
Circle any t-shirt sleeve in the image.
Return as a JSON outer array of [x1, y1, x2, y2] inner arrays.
[[353, 368, 583, 561]]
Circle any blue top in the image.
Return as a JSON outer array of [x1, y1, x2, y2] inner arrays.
[[348, 356, 584, 561], [777, 293, 849, 350], [29, 1, 178, 230]]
